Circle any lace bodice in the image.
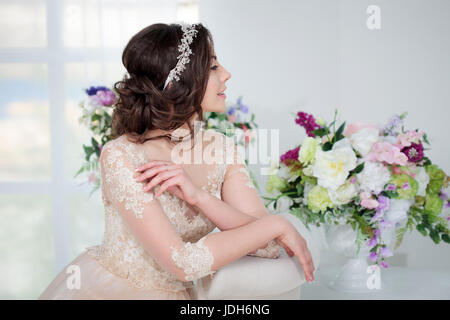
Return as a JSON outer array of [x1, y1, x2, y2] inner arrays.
[[85, 128, 280, 293]]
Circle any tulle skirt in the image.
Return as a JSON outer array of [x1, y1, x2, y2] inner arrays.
[[38, 251, 197, 300]]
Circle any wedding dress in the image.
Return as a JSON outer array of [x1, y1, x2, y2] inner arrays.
[[39, 126, 281, 300]]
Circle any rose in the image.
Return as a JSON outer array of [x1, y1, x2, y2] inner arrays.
[[298, 136, 319, 164], [307, 185, 334, 213], [357, 160, 391, 194], [347, 127, 380, 156], [328, 179, 359, 205], [312, 138, 357, 191]]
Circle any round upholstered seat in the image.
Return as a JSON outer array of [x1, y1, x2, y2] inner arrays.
[[196, 212, 321, 300]]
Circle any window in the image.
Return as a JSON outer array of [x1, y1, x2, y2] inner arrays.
[[0, 0, 198, 299]]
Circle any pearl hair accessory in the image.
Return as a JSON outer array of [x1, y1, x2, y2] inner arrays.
[[163, 22, 199, 90]]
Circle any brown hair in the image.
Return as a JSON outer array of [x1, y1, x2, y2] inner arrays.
[[111, 23, 214, 145]]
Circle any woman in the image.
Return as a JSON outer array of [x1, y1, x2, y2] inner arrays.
[[39, 22, 315, 300]]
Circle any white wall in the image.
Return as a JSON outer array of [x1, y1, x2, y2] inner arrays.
[[199, 0, 450, 270]]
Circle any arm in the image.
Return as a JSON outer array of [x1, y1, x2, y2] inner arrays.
[[100, 142, 286, 283]]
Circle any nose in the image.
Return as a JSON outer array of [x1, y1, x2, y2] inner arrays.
[[222, 67, 231, 82]]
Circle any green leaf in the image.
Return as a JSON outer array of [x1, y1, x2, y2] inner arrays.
[[429, 229, 441, 244], [381, 190, 399, 199], [334, 121, 346, 140], [442, 234, 450, 243], [311, 128, 328, 137], [322, 141, 333, 151], [394, 227, 407, 249], [423, 133, 430, 145], [416, 224, 427, 237], [353, 162, 365, 174], [296, 183, 304, 196]]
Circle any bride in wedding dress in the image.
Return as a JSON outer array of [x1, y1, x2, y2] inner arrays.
[[39, 22, 315, 300]]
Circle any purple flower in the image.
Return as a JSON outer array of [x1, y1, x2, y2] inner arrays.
[[380, 261, 389, 269], [85, 86, 109, 96], [386, 184, 397, 191], [402, 182, 410, 189], [401, 142, 424, 163], [439, 189, 448, 202], [374, 228, 381, 239], [280, 146, 300, 163], [370, 210, 384, 223], [383, 115, 403, 136], [295, 112, 321, 137], [445, 202, 450, 209], [367, 237, 378, 247], [377, 195, 390, 212], [96, 90, 116, 106], [227, 107, 236, 115], [380, 246, 393, 258], [369, 252, 378, 262], [236, 96, 249, 114]]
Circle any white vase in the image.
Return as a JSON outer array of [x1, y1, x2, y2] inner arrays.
[[324, 223, 394, 293]]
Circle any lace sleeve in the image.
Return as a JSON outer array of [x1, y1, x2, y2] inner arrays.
[[247, 239, 282, 259], [220, 135, 282, 259], [99, 142, 216, 282], [100, 142, 155, 219]]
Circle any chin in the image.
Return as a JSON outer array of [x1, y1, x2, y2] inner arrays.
[[204, 102, 226, 113]]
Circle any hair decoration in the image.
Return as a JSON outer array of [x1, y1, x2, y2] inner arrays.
[[163, 22, 199, 90]]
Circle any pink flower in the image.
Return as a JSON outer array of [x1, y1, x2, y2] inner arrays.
[[227, 114, 237, 123], [380, 261, 389, 268], [367, 141, 408, 165], [360, 192, 379, 209], [397, 130, 424, 147], [343, 122, 378, 137]]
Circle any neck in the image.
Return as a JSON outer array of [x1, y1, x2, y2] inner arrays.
[[144, 113, 203, 141]]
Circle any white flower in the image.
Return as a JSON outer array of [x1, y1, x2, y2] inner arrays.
[[357, 160, 391, 194], [384, 199, 413, 224], [349, 127, 380, 156], [274, 196, 294, 213], [413, 166, 430, 197], [207, 118, 219, 128], [328, 180, 359, 205], [312, 138, 357, 191]]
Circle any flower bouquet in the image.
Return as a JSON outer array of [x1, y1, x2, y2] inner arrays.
[[75, 86, 260, 195], [264, 110, 450, 274]]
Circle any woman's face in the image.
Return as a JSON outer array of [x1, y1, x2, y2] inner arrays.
[[201, 52, 231, 113]]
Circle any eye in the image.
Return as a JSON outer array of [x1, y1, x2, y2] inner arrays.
[[211, 65, 219, 70]]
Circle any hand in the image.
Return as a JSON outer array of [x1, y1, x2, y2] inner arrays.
[[134, 160, 203, 206], [276, 219, 315, 282]]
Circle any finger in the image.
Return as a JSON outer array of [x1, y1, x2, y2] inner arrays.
[[136, 164, 179, 182], [135, 160, 167, 172], [297, 248, 314, 282], [143, 169, 180, 192], [155, 176, 181, 197], [302, 244, 315, 273]]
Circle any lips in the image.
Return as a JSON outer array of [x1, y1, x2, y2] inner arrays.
[[217, 87, 227, 95]]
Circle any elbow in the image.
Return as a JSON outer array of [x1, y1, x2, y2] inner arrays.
[[175, 270, 190, 283]]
